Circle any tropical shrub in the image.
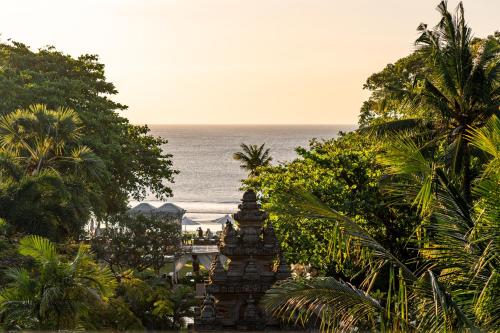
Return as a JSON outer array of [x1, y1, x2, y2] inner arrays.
[[113, 272, 196, 330], [91, 213, 182, 275], [0, 235, 116, 330], [85, 297, 144, 331], [245, 132, 419, 275]]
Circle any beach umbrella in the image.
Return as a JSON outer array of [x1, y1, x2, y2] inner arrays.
[[182, 217, 199, 232], [182, 217, 199, 225], [211, 214, 234, 226]]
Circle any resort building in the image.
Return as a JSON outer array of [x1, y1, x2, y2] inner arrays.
[[129, 202, 186, 225]]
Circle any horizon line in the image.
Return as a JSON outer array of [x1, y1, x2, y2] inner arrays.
[[138, 123, 359, 126]]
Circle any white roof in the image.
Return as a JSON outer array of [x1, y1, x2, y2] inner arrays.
[[157, 202, 186, 214], [130, 202, 155, 213]]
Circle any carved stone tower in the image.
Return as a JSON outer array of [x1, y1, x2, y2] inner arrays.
[[194, 190, 290, 331]]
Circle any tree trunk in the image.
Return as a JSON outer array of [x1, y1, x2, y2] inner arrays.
[[462, 143, 472, 206]]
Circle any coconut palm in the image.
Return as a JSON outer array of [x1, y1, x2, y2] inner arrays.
[[0, 235, 116, 330], [233, 143, 272, 177], [366, 1, 500, 205], [261, 117, 500, 332]]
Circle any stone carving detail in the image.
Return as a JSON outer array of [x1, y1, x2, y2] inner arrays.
[[198, 294, 218, 329], [275, 252, 292, 280], [241, 227, 259, 244], [243, 257, 259, 281], [221, 220, 238, 248], [194, 190, 290, 331], [243, 295, 259, 321], [263, 222, 278, 248], [210, 254, 227, 283]]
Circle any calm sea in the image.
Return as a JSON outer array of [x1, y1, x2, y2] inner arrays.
[[136, 125, 356, 227]]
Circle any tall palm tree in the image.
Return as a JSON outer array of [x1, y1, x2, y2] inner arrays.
[[368, 1, 499, 204], [0, 235, 116, 330], [233, 143, 272, 177], [261, 117, 500, 332]]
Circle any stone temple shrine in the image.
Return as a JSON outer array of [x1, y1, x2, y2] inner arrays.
[[194, 190, 291, 331]]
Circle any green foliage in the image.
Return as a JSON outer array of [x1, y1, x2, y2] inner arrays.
[[91, 213, 182, 275], [0, 235, 116, 330], [152, 285, 197, 329], [360, 2, 499, 206], [359, 51, 428, 127], [112, 272, 196, 330], [262, 116, 500, 332], [233, 143, 272, 177], [0, 41, 177, 218], [0, 32, 185, 333], [262, 4, 499, 328], [265, 277, 382, 331], [85, 297, 144, 331], [0, 233, 29, 286], [0, 104, 103, 239], [0, 104, 102, 176], [361, 20, 499, 131], [245, 132, 418, 273]]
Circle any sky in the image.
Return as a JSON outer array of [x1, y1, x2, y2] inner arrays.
[[0, 1, 498, 125]]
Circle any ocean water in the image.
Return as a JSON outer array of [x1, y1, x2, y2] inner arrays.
[[136, 125, 356, 228]]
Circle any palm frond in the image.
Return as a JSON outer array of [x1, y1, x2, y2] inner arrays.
[[269, 189, 416, 282], [18, 235, 58, 263], [467, 115, 500, 176], [358, 118, 431, 137], [261, 277, 385, 332], [233, 142, 272, 176], [416, 270, 479, 332], [378, 134, 437, 215]]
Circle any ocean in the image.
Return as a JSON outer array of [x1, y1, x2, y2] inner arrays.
[[135, 125, 356, 230]]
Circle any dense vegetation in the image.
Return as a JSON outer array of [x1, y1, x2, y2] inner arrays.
[[254, 2, 499, 331], [0, 42, 177, 221], [92, 214, 182, 276], [0, 1, 497, 332], [245, 132, 419, 276], [0, 42, 189, 330]]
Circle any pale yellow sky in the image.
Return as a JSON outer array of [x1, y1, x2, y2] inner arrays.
[[1, 0, 498, 124]]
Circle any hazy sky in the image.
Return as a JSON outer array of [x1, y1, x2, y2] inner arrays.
[[1, 1, 498, 124]]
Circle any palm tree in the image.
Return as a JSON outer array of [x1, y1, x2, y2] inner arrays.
[[0, 235, 116, 330], [0, 104, 104, 239], [261, 117, 500, 332], [367, 1, 499, 205], [0, 104, 102, 177], [233, 143, 272, 177]]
